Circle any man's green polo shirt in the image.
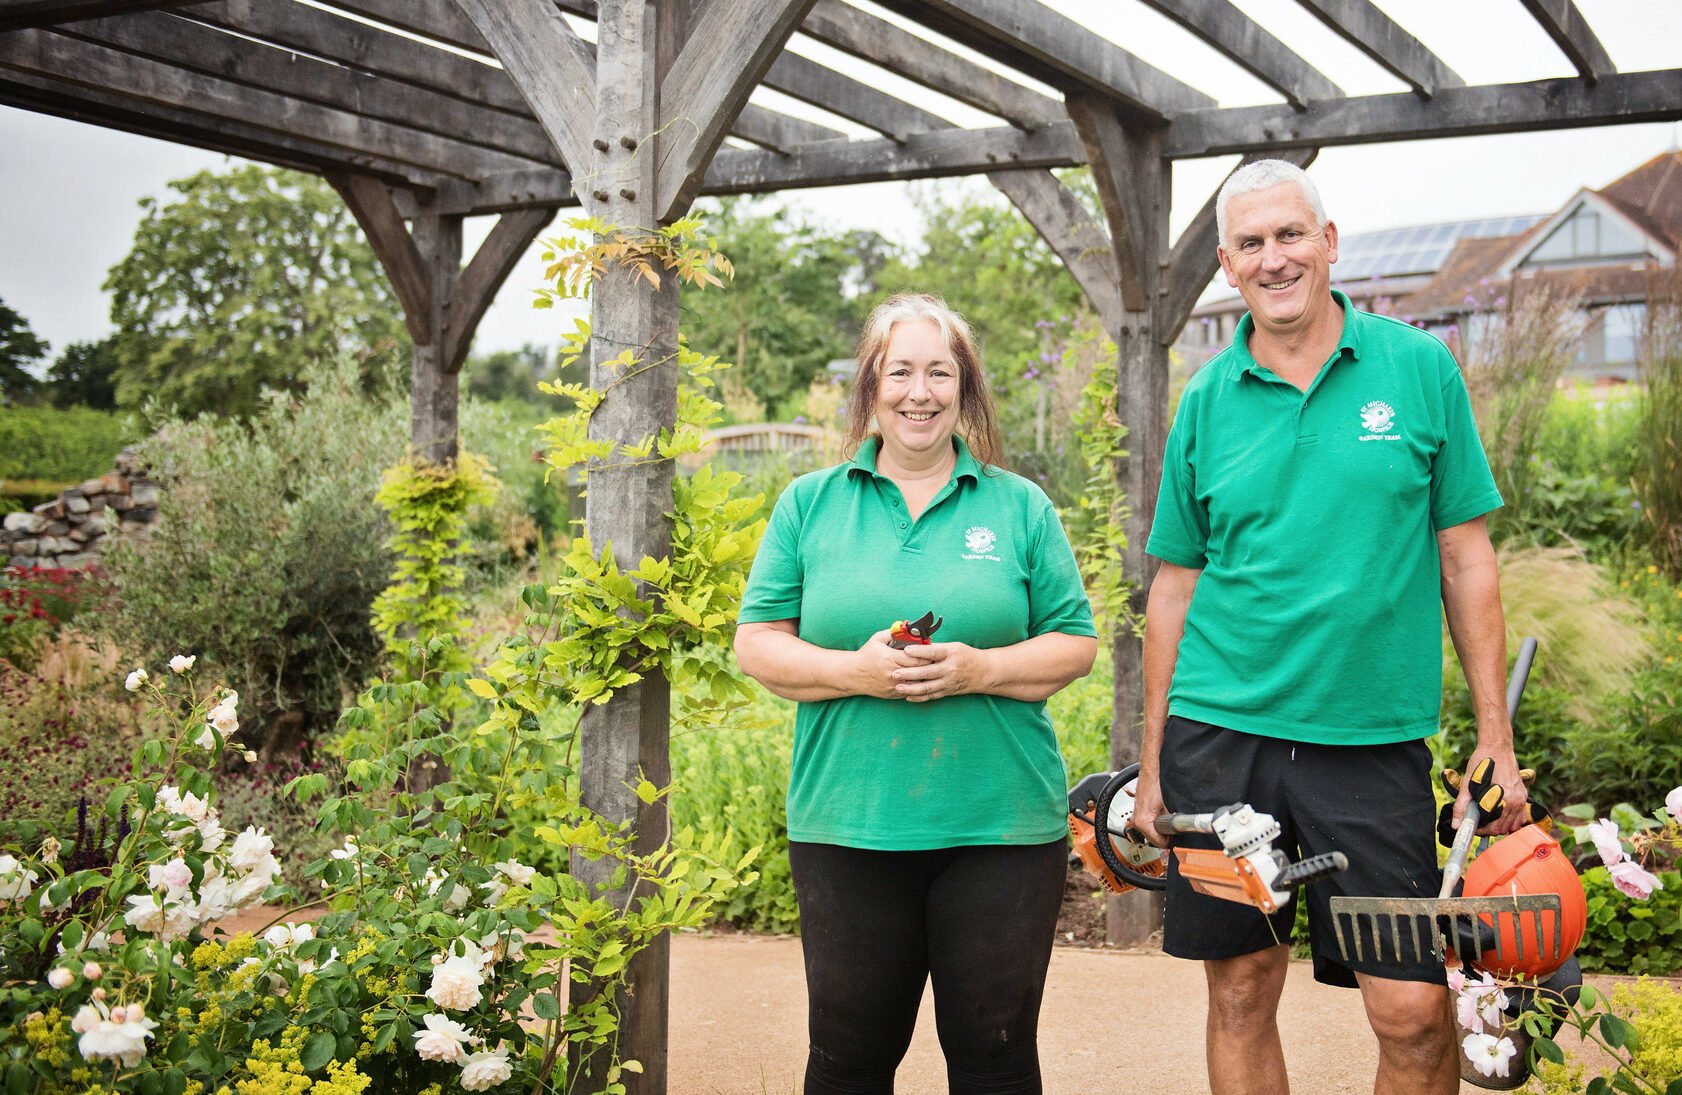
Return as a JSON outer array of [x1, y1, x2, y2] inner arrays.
[[739, 435, 1095, 850], [1147, 291, 1501, 746]]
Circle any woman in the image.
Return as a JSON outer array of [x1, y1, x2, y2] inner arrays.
[[734, 292, 1097, 1095]]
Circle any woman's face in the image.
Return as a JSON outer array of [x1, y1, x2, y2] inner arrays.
[[874, 318, 960, 464]]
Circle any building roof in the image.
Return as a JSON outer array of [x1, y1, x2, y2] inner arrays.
[[1401, 153, 1682, 320]]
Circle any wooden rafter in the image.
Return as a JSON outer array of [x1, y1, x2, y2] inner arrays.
[[1140, 0, 1341, 109], [765, 49, 950, 141], [0, 29, 525, 179], [657, 0, 818, 219], [60, 11, 563, 166], [799, 0, 1063, 131], [0, 68, 435, 186], [0, 0, 198, 32], [1293, 0, 1462, 97], [1517, 0, 1615, 82], [874, 0, 1215, 120]]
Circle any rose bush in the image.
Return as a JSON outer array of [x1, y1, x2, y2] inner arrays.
[[0, 654, 751, 1094]]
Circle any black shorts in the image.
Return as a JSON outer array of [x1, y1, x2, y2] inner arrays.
[[1158, 715, 1446, 987]]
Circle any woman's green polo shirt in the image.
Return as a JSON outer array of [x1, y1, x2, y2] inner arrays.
[[738, 435, 1095, 850], [1147, 292, 1502, 746]]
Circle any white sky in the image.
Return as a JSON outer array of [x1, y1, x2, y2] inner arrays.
[[2, 0, 1681, 357]]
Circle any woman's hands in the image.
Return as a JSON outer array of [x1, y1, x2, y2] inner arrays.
[[888, 640, 992, 702], [853, 629, 923, 699]]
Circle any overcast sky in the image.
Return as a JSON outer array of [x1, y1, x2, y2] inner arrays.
[[3, 0, 1681, 359]]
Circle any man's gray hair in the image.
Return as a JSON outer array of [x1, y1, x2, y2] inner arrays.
[[1215, 159, 1327, 245]]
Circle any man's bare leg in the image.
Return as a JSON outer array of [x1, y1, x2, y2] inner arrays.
[[1356, 972, 1458, 1095], [1205, 945, 1291, 1095]]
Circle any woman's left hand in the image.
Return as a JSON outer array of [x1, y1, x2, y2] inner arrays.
[[892, 642, 992, 702]]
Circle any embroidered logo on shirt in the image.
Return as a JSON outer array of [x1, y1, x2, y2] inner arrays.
[[962, 526, 1001, 561], [1359, 400, 1401, 442]]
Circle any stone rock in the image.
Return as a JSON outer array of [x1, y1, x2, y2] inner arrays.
[[33, 500, 65, 519], [12, 539, 37, 555], [81, 514, 108, 536], [88, 495, 107, 512], [56, 553, 100, 569], [3, 512, 44, 534], [129, 482, 160, 507], [119, 520, 151, 536], [127, 507, 156, 523], [46, 520, 70, 536], [65, 496, 90, 514], [108, 494, 134, 512], [8, 556, 36, 569], [68, 527, 91, 543], [80, 478, 106, 495]]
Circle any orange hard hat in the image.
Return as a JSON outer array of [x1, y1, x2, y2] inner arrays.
[[1461, 825, 1587, 979]]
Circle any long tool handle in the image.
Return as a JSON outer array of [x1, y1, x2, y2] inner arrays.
[[1506, 636, 1537, 723], [1440, 758, 1501, 898]]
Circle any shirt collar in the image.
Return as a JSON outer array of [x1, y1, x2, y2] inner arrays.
[[1232, 289, 1361, 380], [848, 434, 982, 483]]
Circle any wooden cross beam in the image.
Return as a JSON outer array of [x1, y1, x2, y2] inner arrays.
[[988, 169, 1123, 332], [454, 0, 597, 177]]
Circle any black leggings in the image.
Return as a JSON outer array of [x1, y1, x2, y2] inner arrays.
[[789, 839, 1067, 1095]]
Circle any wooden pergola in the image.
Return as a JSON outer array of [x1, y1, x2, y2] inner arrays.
[[6, 1, 1680, 1087]]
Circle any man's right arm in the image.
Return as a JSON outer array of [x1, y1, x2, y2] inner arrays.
[[1131, 561, 1202, 847]]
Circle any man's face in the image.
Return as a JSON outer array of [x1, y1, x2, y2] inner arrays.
[[1217, 182, 1339, 338]]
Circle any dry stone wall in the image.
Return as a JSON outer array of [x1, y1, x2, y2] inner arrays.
[[2, 448, 157, 570]]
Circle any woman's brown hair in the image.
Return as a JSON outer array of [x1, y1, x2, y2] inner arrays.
[[843, 292, 1006, 470]]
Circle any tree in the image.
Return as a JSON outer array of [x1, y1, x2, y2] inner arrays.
[[104, 165, 408, 419], [681, 198, 887, 418], [464, 342, 550, 405], [44, 336, 120, 409], [0, 298, 49, 405]]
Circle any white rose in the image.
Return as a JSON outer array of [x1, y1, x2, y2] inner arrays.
[[425, 950, 486, 1012], [494, 859, 536, 887], [150, 857, 193, 892], [206, 701, 238, 736], [412, 1014, 473, 1063], [458, 1045, 513, 1091], [329, 839, 359, 861], [230, 855, 281, 907], [196, 816, 227, 854], [76, 1003, 157, 1068], [425, 869, 471, 913], [194, 725, 217, 751], [228, 828, 274, 872], [82, 962, 102, 981], [168, 654, 195, 673], [263, 922, 315, 950], [221, 689, 239, 709], [0, 854, 39, 904], [124, 667, 148, 692], [1667, 786, 1682, 824], [47, 967, 74, 990]]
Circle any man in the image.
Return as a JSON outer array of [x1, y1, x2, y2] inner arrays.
[[1129, 159, 1529, 1095]]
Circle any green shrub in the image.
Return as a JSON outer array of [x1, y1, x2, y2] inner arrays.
[[100, 357, 404, 751], [1575, 865, 1682, 976], [459, 397, 571, 568], [0, 404, 139, 481], [1635, 275, 1682, 580]]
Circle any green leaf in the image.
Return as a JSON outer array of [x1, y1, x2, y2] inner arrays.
[[6, 1063, 31, 1095], [1599, 1012, 1634, 1049], [300, 1030, 337, 1072], [1533, 1037, 1564, 1065], [531, 992, 561, 1021], [1586, 1078, 1609, 1095]]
